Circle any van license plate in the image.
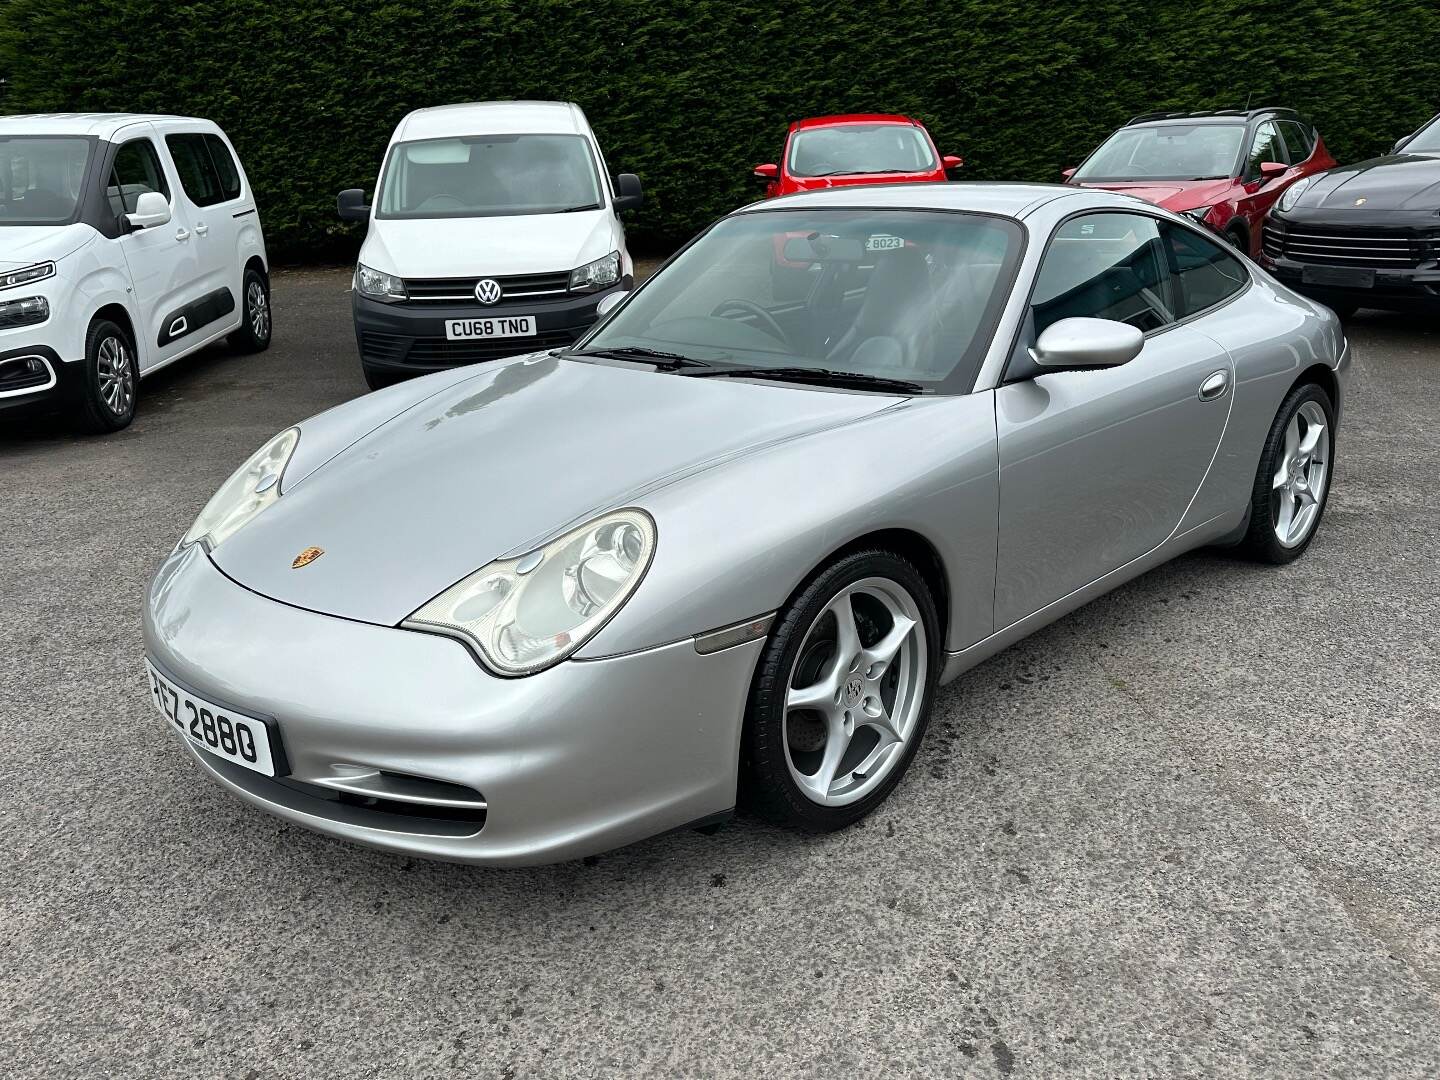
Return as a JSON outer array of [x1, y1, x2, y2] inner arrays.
[[446, 315, 536, 340]]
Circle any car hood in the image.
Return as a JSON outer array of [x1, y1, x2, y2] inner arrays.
[[0, 223, 94, 268], [210, 356, 898, 626], [359, 210, 616, 278], [1075, 179, 1234, 211], [1294, 154, 1440, 211]]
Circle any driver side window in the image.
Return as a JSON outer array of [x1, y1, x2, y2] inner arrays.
[[1031, 212, 1177, 337], [107, 138, 169, 219], [1246, 122, 1288, 180]]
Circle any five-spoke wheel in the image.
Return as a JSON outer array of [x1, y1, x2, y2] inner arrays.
[[1233, 381, 1336, 563]]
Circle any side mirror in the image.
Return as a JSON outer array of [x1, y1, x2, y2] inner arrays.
[[595, 290, 628, 318], [337, 188, 370, 222], [613, 173, 643, 212], [942, 154, 964, 175], [125, 190, 171, 230], [753, 163, 779, 183], [1032, 317, 1143, 371], [1391, 138, 1409, 155], [1259, 161, 1288, 181], [1061, 167, 1078, 181]]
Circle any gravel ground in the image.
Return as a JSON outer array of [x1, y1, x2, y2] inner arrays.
[[2, 268, 1437, 1078]]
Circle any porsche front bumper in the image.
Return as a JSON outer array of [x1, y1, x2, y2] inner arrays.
[[142, 544, 762, 865]]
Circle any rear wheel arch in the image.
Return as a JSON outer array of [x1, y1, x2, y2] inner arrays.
[[1291, 362, 1339, 418], [244, 254, 268, 283]]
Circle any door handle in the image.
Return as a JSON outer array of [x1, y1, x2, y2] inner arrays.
[[1198, 369, 1230, 401], [174, 228, 190, 242], [194, 223, 209, 237]]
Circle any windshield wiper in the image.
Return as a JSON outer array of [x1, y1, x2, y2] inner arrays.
[[557, 202, 602, 213], [680, 366, 923, 393], [564, 346, 713, 370]]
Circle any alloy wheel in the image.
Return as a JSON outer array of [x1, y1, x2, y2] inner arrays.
[[783, 577, 927, 806], [247, 280, 271, 341], [1271, 400, 1330, 547], [96, 336, 134, 417]]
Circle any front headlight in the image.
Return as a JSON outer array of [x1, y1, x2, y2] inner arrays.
[[355, 263, 407, 303], [0, 262, 55, 291], [1278, 176, 1316, 214], [182, 427, 300, 550], [404, 508, 655, 676], [569, 251, 620, 292]]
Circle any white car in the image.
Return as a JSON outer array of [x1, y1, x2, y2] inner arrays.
[[337, 100, 642, 390], [0, 113, 271, 434]]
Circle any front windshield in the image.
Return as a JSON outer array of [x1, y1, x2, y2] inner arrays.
[[788, 124, 937, 178], [1074, 124, 1245, 182], [583, 208, 1022, 393], [1406, 115, 1440, 153], [377, 134, 602, 218], [0, 136, 93, 226]]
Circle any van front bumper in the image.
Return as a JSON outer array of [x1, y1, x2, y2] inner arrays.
[[352, 281, 630, 379], [0, 345, 81, 421]]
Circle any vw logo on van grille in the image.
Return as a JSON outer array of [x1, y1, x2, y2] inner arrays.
[[474, 278, 503, 305]]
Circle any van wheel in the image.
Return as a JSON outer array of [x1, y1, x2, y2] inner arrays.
[[231, 268, 272, 353], [77, 320, 138, 434]]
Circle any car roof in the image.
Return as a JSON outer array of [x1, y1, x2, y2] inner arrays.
[[737, 181, 1108, 219], [1126, 107, 1301, 129], [792, 113, 922, 132], [393, 100, 589, 142], [0, 113, 211, 138]]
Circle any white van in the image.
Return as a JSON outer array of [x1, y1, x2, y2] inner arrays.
[[0, 113, 271, 433], [337, 101, 642, 390]]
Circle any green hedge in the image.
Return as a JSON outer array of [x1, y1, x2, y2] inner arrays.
[[3, 1, 1436, 261]]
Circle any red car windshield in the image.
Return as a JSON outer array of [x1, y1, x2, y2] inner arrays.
[[1075, 124, 1245, 183], [787, 124, 936, 178]]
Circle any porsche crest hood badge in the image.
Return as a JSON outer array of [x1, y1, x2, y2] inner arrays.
[[291, 546, 325, 569]]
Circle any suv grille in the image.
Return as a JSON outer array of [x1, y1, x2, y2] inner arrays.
[[361, 329, 582, 367], [403, 271, 572, 304], [1263, 224, 1425, 268]]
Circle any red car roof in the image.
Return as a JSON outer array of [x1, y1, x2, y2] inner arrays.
[[790, 113, 923, 132]]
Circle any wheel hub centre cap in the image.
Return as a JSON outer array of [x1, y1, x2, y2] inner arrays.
[[843, 676, 864, 708]]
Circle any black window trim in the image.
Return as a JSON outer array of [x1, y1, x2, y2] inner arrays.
[[1000, 206, 1253, 384]]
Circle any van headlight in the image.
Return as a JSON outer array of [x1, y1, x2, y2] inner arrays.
[[569, 251, 620, 292], [1277, 176, 1316, 214], [0, 296, 48, 327], [355, 263, 407, 303], [182, 428, 300, 550], [0, 262, 55, 291], [404, 508, 655, 675]]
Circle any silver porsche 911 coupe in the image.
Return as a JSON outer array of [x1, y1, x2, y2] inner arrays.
[[143, 184, 1348, 865]]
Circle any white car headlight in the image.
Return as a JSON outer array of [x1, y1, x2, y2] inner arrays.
[[1277, 176, 1316, 213], [569, 251, 620, 292], [0, 261, 55, 291], [405, 508, 655, 676], [355, 262, 407, 303], [182, 427, 300, 550]]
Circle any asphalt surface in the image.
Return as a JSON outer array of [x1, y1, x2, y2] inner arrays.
[[2, 269, 1438, 1078]]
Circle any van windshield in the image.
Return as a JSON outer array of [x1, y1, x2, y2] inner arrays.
[[377, 134, 603, 218], [0, 136, 94, 226]]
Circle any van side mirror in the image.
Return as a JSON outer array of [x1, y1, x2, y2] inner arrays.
[[1259, 161, 1287, 181], [337, 188, 371, 222], [753, 163, 779, 182], [596, 290, 628, 318], [613, 173, 643, 212], [1032, 318, 1143, 371], [125, 190, 171, 230], [1061, 167, 1078, 181], [942, 154, 964, 175], [1391, 138, 1409, 155]]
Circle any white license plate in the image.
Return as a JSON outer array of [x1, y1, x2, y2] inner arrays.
[[445, 315, 536, 341], [145, 660, 279, 776], [866, 235, 905, 251]]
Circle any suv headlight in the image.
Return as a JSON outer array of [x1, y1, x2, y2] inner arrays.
[[0, 261, 55, 291], [355, 263, 407, 303], [405, 508, 655, 676], [1277, 176, 1316, 214], [182, 428, 300, 550], [569, 251, 620, 292]]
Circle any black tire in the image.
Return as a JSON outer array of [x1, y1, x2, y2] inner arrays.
[[363, 365, 404, 392], [231, 267, 272, 353], [1231, 382, 1336, 564], [1224, 225, 1247, 254], [740, 549, 941, 832], [76, 319, 138, 434], [1324, 299, 1360, 320]]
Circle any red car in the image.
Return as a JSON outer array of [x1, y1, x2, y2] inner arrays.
[[1064, 107, 1335, 259], [752, 113, 962, 196]]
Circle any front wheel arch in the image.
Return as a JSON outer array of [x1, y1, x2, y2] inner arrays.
[[794, 528, 950, 650]]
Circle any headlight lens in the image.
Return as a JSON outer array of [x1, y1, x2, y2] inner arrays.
[[1278, 176, 1316, 213], [0, 262, 55, 291], [355, 263, 407, 302], [405, 508, 655, 676], [0, 295, 48, 327], [569, 251, 620, 292], [182, 428, 300, 550]]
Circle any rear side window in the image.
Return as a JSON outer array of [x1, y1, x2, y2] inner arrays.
[[1161, 222, 1248, 316], [1031, 212, 1176, 335], [203, 134, 242, 201], [107, 138, 169, 217], [1278, 121, 1313, 162]]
